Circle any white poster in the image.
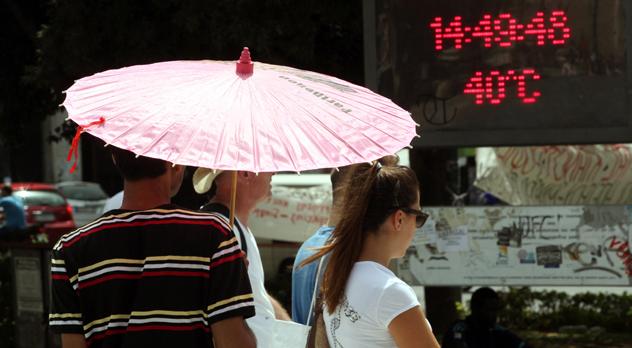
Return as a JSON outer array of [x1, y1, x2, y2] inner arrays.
[[399, 206, 632, 286], [14, 256, 44, 314], [249, 185, 332, 242]]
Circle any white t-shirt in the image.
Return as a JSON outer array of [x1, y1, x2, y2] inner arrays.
[[323, 261, 425, 348], [102, 191, 123, 212], [233, 218, 276, 345]]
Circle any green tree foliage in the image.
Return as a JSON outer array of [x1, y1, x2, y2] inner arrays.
[[498, 287, 632, 332], [30, 0, 364, 141], [1, 0, 362, 178]]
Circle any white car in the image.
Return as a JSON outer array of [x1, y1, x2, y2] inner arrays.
[[55, 181, 109, 227]]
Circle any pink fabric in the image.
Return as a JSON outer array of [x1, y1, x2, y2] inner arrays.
[[63, 60, 417, 172]]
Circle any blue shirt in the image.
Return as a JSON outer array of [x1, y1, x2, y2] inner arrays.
[[0, 196, 26, 230], [291, 225, 334, 325]]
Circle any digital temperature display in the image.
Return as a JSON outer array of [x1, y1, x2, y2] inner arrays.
[[431, 11, 569, 105], [369, 0, 632, 147]]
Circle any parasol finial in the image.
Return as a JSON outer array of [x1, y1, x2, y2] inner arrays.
[[236, 47, 254, 77]]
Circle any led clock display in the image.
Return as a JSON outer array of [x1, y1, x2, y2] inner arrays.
[[370, 0, 631, 146], [430, 11, 571, 50]]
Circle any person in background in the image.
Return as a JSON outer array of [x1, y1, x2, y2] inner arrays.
[[443, 287, 530, 348], [291, 165, 349, 325], [265, 257, 295, 314], [303, 161, 439, 348], [49, 147, 256, 348], [193, 168, 291, 346], [0, 185, 27, 237]]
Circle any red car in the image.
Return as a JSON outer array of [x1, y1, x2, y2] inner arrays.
[[11, 182, 76, 244]]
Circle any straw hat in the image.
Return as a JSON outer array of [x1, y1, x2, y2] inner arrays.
[[192, 168, 224, 194]]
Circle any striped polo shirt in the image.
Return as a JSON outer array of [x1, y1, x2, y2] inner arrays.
[[49, 205, 255, 347]]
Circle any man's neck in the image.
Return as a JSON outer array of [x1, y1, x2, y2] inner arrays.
[[326, 198, 345, 226], [210, 193, 252, 227], [120, 179, 171, 210], [326, 210, 341, 227], [466, 315, 494, 330]]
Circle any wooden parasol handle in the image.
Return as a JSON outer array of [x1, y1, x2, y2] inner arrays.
[[229, 171, 237, 228]]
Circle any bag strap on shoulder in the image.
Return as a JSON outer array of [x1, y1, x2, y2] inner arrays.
[[307, 253, 328, 324]]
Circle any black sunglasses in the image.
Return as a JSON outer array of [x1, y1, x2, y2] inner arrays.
[[398, 207, 429, 228]]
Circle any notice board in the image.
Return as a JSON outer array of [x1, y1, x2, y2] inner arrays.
[[397, 205, 632, 286]]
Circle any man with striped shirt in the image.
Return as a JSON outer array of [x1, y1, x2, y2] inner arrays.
[[49, 146, 257, 348]]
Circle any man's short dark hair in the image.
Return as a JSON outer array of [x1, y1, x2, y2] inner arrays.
[[1, 185, 12, 196], [110, 146, 167, 181]]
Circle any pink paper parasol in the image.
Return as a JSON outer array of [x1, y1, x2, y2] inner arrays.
[[64, 48, 418, 174]]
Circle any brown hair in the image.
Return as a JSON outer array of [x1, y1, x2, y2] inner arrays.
[[330, 155, 400, 207], [302, 159, 418, 313]]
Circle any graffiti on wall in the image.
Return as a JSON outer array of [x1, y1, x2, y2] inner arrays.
[[475, 145, 632, 205]]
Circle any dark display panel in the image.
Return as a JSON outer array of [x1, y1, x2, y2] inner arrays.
[[369, 0, 632, 146]]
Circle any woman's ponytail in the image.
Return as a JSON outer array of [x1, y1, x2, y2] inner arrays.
[[302, 162, 380, 313], [301, 156, 418, 313]]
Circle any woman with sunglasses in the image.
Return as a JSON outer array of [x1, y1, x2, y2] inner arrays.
[[303, 161, 439, 348]]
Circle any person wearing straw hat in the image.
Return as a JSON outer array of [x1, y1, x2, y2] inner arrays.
[[49, 147, 256, 348], [193, 168, 292, 346]]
